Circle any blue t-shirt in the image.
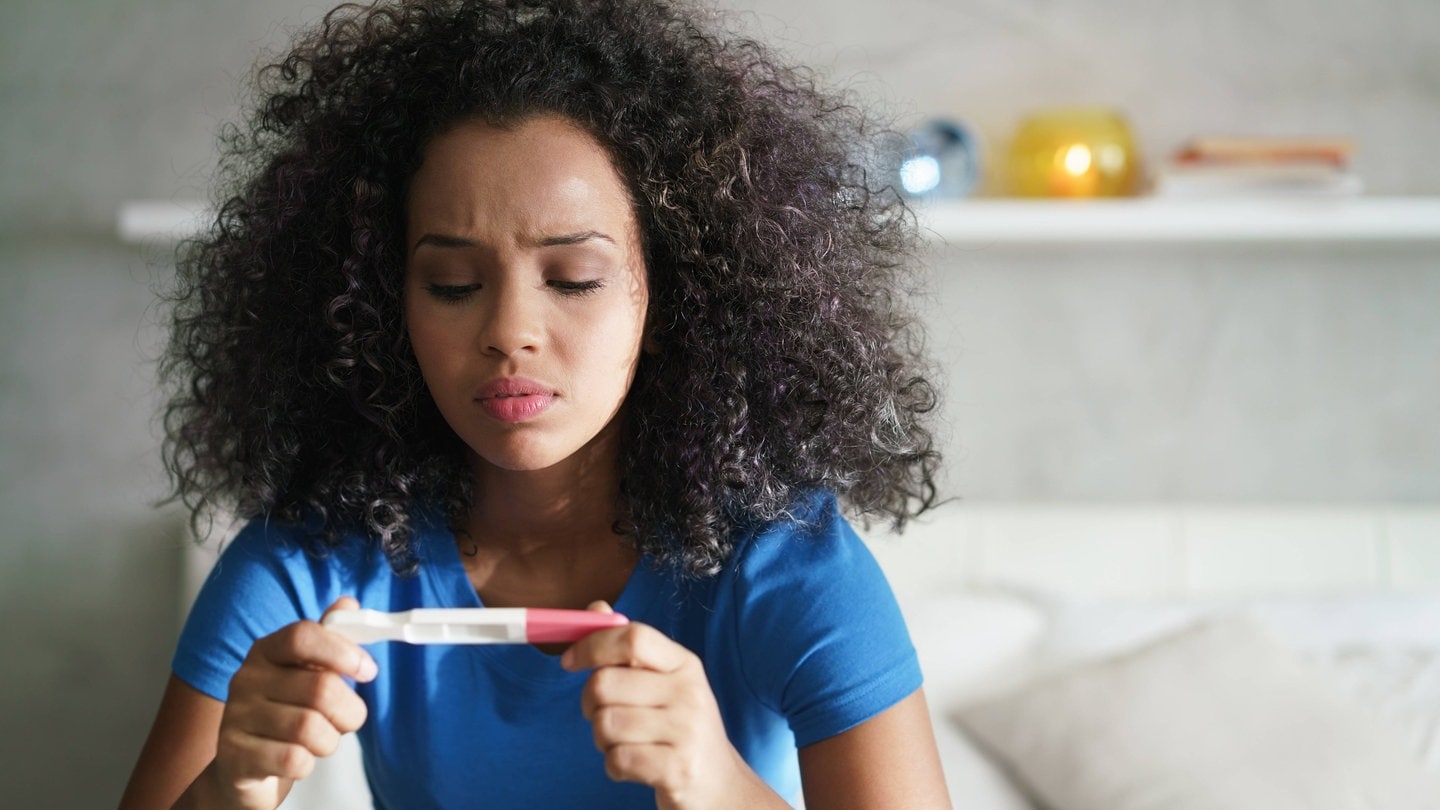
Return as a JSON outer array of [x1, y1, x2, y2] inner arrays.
[[174, 493, 922, 809]]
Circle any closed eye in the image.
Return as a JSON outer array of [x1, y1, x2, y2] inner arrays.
[[425, 283, 481, 303], [548, 279, 605, 297]]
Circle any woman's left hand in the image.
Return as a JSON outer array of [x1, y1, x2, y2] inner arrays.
[[561, 602, 786, 810]]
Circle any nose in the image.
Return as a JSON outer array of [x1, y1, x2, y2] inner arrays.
[[476, 278, 542, 357]]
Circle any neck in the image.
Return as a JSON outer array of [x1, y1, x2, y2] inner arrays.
[[467, 467, 619, 552], [456, 430, 637, 610], [461, 423, 625, 555]]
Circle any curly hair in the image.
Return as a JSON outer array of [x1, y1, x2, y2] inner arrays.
[[161, 0, 941, 576]]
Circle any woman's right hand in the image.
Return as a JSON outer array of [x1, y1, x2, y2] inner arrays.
[[190, 596, 376, 809]]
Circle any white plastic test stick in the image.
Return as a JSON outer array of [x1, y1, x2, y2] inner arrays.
[[322, 607, 628, 645]]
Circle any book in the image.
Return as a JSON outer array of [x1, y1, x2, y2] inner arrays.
[[1151, 161, 1362, 197], [1173, 135, 1355, 168], [1153, 134, 1360, 197]]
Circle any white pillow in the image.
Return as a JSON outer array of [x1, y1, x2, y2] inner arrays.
[[955, 618, 1440, 810], [1316, 646, 1440, 772], [897, 590, 1047, 708], [896, 591, 1047, 809], [929, 717, 1038, 810]]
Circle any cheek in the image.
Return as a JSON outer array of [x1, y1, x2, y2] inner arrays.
[[600, 301, 648, 365], [404, 305, 431, 364], [404, 306, 460, 382]]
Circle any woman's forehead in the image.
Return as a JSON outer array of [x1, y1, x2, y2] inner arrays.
[[406, 116, 641, 251]]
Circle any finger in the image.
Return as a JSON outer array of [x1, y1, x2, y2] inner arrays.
[[252, 602, 378, 682], [252, 668, 369, 734], [590, 705, 675, 751], [586, 600, 615, 613], [562, 623, 693, 674], [321, 596, 362, 622], [321, 596, 379, 682], [216, 726, 319, 782], [252, 620, 377, 681], [580, 665, 672, 719], [230, 702, 344, 758], [603, 742, 683, 787]]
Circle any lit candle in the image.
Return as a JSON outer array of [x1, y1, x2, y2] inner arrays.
[[1056, 143, 1095, 195], [1007, 108, 1138, 198]]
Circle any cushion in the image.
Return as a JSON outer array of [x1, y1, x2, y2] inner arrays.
[[897, 590, 1046, 808], [1317, 645, 1440, 772], [955, 617, 1440, 810], [930, 718, 1039, 810], [898, 590, 1047, 708]]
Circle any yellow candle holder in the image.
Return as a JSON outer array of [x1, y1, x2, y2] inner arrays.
[[1006, 107, 1139, 197]]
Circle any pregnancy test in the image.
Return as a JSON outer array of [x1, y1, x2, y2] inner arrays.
[[323, 607, 629, 645]]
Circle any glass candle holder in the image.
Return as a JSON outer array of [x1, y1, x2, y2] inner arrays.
[[1006, 107, 1138, 197], [895, 119, 981, 200]]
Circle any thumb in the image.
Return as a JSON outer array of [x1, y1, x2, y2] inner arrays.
[[584, 600, 615, 614], [322, 595, 362, 622], [318, 596, 378, 682]]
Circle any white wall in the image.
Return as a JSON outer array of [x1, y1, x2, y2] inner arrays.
[[1, 0, 1437, 805]]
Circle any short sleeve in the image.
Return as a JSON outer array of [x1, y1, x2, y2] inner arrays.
[[731, 494, 923, 748], [172, 522, 334, 701]]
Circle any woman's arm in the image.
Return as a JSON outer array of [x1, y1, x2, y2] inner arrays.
[[119, 675, 225, 808], [564, 602, 950, 810], [120, 597, 374, 809], [798, 688, 951, 809]]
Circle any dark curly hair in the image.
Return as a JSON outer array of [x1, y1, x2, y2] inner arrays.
[[161, 0, 941, 576]]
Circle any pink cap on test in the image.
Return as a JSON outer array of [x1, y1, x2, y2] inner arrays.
[[525, 609, 629, 644]]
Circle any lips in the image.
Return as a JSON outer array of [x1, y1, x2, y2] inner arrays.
[[475, 377, 556, 423]]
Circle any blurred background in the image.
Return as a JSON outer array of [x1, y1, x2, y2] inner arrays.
[[1, 0, 1437, 805]]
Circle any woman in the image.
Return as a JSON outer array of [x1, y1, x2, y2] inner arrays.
[[122, 0, 949, 807]]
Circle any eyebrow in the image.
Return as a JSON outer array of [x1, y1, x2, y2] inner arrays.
[[410, 230, 616, 255]]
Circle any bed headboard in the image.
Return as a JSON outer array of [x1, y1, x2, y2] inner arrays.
[[863, 501, 1440, 601], [182, 502, 1440, 616]]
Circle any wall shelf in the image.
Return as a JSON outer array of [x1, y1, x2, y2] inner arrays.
[[120, 196, 1440, 245], [117, 200, 210, 243], [916, 196, 1440, 245]]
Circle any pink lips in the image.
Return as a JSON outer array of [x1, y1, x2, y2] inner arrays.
[[475, 377, 556, 423]]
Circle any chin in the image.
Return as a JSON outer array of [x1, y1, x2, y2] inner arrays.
[[472, 448, 565, 474], [467, 436, 581, 474], [459, 416, 623, 477]]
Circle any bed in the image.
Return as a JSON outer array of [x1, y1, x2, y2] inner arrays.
[[870, 502, 1440, 810]]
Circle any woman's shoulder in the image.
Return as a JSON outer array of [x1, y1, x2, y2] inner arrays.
[[726, 489, 878, 584], [747, 487, 854, 544], [213, 507, 440, 585], [222, 512, 361, 563], [190, 508, 451, 631], [709, 490, 921, 745]]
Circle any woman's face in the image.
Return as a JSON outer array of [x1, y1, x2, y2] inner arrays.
[[404, 115, 649, 475]]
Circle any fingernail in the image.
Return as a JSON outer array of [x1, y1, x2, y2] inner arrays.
[[559, 649, 574, 671], [357, 652, 378, 682]]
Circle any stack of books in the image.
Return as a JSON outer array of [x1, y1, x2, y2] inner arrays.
[[1151, 136, 1361, 197]]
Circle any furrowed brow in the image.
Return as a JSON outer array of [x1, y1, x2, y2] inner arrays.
[[411, 231, 615, 254], [411, 233, 477, 255], [534, 230, 616, 248]]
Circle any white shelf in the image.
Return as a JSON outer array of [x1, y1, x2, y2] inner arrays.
[[119, 196, 1440, 245], [916, 196, 1440, 245], [117, 200, 210, 243]]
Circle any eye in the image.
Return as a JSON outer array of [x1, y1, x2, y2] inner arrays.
[[547, 279, 605, 297], [425, 283, 481, 303]]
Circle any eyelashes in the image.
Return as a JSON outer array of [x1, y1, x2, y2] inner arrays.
[[546, 279, 605, 297], [424, 283, 482, 303], [423, 279, 606, 303]]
